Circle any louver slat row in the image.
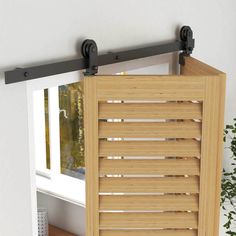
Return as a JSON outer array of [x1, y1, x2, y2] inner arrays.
[[99, 140, 201, 157], [100, 195, 199, 211], [100, 212, 198, 229], [100, 158, 200, 175], [100, 230, 197, 236], [99, 121, 201, 139], [98, 96, 201, 233], [99, 102, 202, 120], [100, 176, 199, 193]]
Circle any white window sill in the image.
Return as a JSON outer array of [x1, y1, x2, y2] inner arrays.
[[36, 173, 85, 207]]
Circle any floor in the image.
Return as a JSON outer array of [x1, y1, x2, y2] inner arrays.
[[49, 225, 76, 236]]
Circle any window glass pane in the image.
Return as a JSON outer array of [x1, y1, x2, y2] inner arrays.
[[59, 82, 85, 179], [44, 89, 50, 169]]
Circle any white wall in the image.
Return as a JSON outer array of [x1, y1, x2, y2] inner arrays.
[[1, 0, 236, 235], [37, 192, 85, 236], [0, 80, 37, 236]]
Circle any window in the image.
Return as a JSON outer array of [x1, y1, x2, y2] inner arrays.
[[59, 83, 85, 179], [44, 82, 85, 179], [33, 62, 170, 206], [33, 80, 85, 206]]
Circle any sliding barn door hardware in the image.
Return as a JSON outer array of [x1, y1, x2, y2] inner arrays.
[[4, 26, 194, 83], [179, 26, 195, 65], [82, 39, 98, 75]]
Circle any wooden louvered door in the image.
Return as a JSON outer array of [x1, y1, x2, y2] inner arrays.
[[84, 57, 226, 236]]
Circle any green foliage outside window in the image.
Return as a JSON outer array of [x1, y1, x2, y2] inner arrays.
[[44, 82, 85, 177], [221, 119, 236, 236], [59, 82, 85, 172]]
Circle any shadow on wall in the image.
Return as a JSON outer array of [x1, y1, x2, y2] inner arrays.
[[37, 192, 85, 236]]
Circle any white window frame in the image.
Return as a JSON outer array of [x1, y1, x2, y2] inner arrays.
[[27, 72, 85, 207]]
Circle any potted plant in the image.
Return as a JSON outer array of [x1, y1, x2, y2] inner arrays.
[[221, 118, 236, 236]]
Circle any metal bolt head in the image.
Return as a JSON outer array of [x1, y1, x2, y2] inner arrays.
[[24, 71, 29, 77]]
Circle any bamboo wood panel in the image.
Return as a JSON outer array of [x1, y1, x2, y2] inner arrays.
[[99, 194, 198, 211], [100, 212, 198, 229], [213, 76, 226, 235], [181, 57, 225, 76], [99, 140, 200, 157], [99, 121, 201, 138], [197, 77, 226, 235], [180, 57, 226, 236], [100, 158, 200, 175], [99, 102, 202, 120], [84, 78, 99, 236], [96, 76, 205, 101], [84, 57, 226, 236], [100, 176, 199, 193], [100, 229, 197, 236]]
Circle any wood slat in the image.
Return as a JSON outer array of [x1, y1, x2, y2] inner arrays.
[[100, 176, 199, 193], [100, 158, 200, 175], [100, 229, 197, 236], [99, 121, 201, 139], [99, 140, 201, 157], [96, 76, 205, 101], [99, 102, 202, 120], [100, 194, 198, 211], [100, 212, 198, 229]]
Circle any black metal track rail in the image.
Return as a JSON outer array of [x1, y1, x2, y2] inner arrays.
[[4, 26, 194, 84]]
